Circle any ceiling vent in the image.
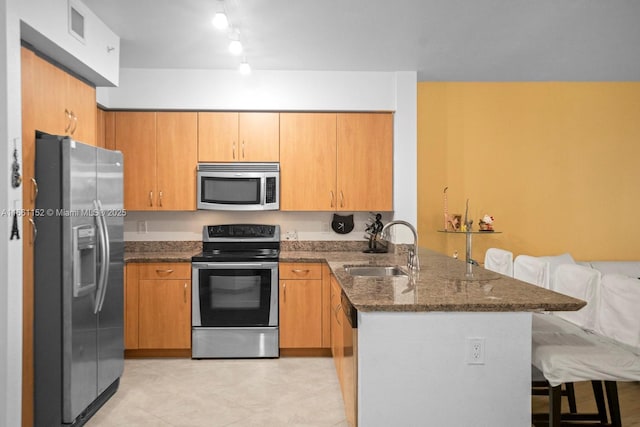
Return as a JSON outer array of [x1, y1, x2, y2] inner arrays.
[[68, 0, 86, 43]]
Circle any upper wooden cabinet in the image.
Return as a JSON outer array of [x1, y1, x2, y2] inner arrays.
[[21, 47, 96, 146], [114, 111, 198, 211], [337, 112, 393, 211], [96, 109, 116, 150], [280, 112, 393, 211], [198, 112, 279, 162], [280, 113, 337, 210]]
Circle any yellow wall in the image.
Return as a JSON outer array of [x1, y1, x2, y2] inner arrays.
[[418, 82, 640, 261]]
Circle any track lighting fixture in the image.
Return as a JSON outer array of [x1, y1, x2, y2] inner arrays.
[[212, 1, 228, 30]]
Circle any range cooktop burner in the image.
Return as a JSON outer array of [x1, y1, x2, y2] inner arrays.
[[192, 224, 281, 263]]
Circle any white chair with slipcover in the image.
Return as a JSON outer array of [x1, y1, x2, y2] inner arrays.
[[483, 248, 513, 276]]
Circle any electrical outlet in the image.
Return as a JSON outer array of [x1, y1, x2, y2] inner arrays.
[[466, 337, 485, 365], [137, 221, 147, 233]]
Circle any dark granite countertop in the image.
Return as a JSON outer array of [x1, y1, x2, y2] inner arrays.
[[124, 241, 200, 263], [281, 248, 585, 313], [125, 241, 585, 313]]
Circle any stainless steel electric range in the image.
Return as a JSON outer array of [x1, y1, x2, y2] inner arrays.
[[191, 224, 280, 358]]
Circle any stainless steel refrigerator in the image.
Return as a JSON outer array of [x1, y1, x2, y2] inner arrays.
[[34, 132, 124, 426]]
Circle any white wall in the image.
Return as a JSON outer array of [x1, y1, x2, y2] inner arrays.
[[1, 0, 23, 425], [99, 68, 418, 244], [358, 311, 532, 426], [19, 0, 119, 85]]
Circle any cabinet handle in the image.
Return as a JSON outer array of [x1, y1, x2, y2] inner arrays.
[[70, 111, 78, 135], [330, 191, 334, 208], [184, 283, 187, 303], [31, 178, 38, 203], [159, 191, 163, 207], [232, 142, 236, 160], [292, 269, 310, 274], [242, 141, 245, 159], [335, 304, 342, 326], [340, 191, 344, 208], [149, 191, 153, 207], [283, 283, 286, 303], [29, 218, 37, 244], [64, 109, 72, 133], [155, 269, 174, 275]]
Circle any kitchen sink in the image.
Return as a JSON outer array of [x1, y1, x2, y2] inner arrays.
[[345, 265, 408, 277]]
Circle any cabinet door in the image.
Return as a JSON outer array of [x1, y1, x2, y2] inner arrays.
[[197, 112, 238, 161], [156, 112, 198, 210], [280, 113, 337, 210], [66, 74, 96, 145], [330, 275, 343, 375], [341, 306, 357, 427], [337, 112, 393, 211], [97, 109, 116, 150], [279, 280, 323, 348], [115, 112, 157, 210], [138, 279, 191, 349], [239, 112, 280, 161], [28, 49, 69, 137]]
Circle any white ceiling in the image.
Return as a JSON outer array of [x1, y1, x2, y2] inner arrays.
[[83, 0, 640, 81]]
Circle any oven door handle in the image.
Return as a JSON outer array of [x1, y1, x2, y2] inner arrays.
[[193, 262, 278, 269]]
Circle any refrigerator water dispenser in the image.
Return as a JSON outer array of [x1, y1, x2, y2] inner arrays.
[[73, 224, 97, 297]]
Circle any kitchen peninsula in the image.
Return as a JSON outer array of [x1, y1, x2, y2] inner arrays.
[[282, 246, 584, 427], [126, 244, 584, 426]]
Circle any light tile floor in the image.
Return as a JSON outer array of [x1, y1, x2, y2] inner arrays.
[[87, 357, 348, 427]]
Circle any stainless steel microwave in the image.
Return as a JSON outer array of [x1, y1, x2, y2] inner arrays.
[[197, 163, 280, 211]]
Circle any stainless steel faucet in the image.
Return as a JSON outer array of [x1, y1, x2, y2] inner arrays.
[[381, 220, 419, 272]]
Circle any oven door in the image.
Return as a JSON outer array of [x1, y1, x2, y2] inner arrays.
[[192, 262, 278, 327]]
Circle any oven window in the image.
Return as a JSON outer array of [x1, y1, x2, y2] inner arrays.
[[198, 268, 273, 326], [201, 177, 260, 205]]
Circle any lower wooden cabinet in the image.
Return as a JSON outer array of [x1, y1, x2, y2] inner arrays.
[[279, 262, 327, 348], [331, 273, 358, 426], [125, 262, 191, 352]]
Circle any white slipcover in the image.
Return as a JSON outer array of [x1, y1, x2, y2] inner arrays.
[[596, 274, 640, 350], [514, 255, 550, 288], [532, 328, 640, 387], [483, 248, 513, 276], [552, 264, 601, 332], [539, 253, 576, 290], [588, 261, 640, 279]]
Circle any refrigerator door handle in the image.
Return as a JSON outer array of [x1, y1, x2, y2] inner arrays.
[[96, 200, 111, 312], [97, 200, 111, 311], [93, 200, 108, 313]]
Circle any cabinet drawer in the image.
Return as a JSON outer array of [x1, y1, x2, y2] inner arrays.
[[279, 263, 322, 280], [138, 263, 191, 280]]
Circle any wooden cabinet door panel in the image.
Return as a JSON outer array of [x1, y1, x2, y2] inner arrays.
[[66, 74, 96, 145], [115, 112, 157, 210], [138, 279, 191, 349], [156, 112, 198, 210], [337, 113, 393, 211], [330, 275, 344, 377], [198, 112, 238, 161], [239, 112, 280, 161], [279, 280, 323, 348], [280, 113, 336, 210]]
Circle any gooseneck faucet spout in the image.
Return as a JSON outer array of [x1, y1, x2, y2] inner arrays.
[[381, 220, 419, 272]]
